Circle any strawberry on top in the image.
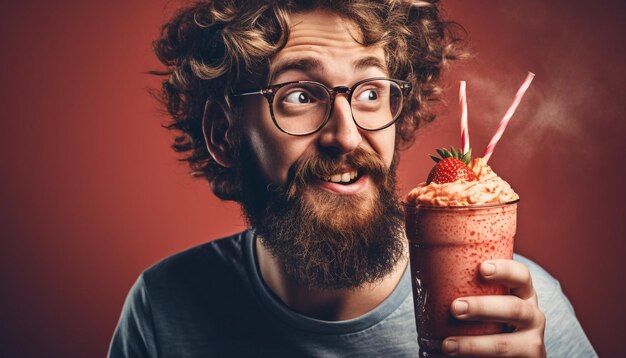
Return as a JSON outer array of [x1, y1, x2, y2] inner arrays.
[[426, 147, 477, 184]]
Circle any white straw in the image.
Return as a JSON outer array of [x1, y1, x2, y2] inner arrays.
[[459, 81, 469, 154], [483, 72, 535, 163]]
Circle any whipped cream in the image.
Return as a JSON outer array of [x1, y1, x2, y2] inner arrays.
[[406, 158, 519, 206]]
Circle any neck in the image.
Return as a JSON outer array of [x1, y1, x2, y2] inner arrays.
[[255, 236, 408, 321]]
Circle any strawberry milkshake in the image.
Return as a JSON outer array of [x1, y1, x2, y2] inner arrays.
[[404, 149, 519, 355]]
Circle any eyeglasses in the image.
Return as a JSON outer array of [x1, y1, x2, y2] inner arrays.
[[232, 77, 411, 136]]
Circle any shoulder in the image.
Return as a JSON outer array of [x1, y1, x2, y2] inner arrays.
[[143, 230, 250, 280], [139, 230, 254, 299]]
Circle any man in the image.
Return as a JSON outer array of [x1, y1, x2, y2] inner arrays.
[[110, 1, 596, 356]]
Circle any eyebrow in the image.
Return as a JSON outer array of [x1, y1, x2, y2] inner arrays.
[[268, 58, 323, 83], [353, 56, 387, 74], [268, 56, 388, 83]]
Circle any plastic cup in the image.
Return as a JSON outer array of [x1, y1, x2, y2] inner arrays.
[[403, 200, 518, 356]]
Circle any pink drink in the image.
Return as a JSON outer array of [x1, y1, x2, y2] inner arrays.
[[404, 201, 517, 355]]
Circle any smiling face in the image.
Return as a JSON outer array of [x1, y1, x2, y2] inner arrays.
[[233, 10, 405, 289], [240, 10, 397, 196]]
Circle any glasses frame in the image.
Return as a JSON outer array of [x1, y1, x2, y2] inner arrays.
[[232, 77, 412, 136]]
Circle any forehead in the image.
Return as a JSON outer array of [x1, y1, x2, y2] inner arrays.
[[268, 10, 387, 84]]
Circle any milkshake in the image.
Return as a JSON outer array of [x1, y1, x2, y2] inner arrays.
[[404, 153, 519, 355]]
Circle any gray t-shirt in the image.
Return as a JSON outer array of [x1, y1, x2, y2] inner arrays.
[[109, 230, 596, 357]]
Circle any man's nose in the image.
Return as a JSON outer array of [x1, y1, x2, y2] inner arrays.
[[317, 96, 362, 154]]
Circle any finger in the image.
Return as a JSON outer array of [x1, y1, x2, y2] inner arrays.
[[451, 296, 544, 328], [443, 331, 545, 357], [480, 259, 534, 300]]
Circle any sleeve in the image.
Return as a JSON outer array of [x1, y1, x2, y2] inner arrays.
[[108, 274, 158, 358], [540, 280, 597, 358]]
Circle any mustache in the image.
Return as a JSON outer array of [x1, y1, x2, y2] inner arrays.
[[276, 147, 392, 200]]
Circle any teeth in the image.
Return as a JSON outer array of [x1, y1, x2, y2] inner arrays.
[[324, 170, 359, 183]]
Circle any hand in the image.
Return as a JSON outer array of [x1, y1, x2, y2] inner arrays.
[[442, 259, 546, 357]]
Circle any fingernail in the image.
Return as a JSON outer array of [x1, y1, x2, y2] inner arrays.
[[453, 300, 468, 315], [443, 339, 459, 354], [481, 262, 496, 276]]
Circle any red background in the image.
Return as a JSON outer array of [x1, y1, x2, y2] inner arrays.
[[1, 1, 623, 356]]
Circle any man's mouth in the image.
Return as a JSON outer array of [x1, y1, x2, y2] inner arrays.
[[316, 168, 368, 195], [320, 170, 360, 185]]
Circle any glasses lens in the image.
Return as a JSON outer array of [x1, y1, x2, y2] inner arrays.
[[272, 82, 330, 135], [351, 79, 403, 130]]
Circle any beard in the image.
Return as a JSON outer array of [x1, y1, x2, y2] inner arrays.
[[237, 141, 406, 290]]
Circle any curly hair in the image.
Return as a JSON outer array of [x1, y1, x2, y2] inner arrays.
[[152, 0, 466, 201]]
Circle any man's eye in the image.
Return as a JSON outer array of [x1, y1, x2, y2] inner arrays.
[[284, 91, 313, 104], [356, 89, 379, 102]]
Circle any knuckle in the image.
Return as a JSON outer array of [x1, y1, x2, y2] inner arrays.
[[473, 299, 487, 315], [454, 338, 471, 355], [496, 260, 512, 277], [494, 338, 512, 356], [511, 262, 531, 281], [520, 265, 532, 284], [536, 309, 546, 327], [509, 299, 528, 320], [462, 339, 478, 355]]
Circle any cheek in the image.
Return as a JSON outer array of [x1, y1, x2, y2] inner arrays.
[[254, 139, 313, 184], [243, 102, 312, 184], [364, 125, 396, 167], [246, 131, 293, 183]]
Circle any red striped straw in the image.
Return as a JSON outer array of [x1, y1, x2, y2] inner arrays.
[[459, 81, 469, 154], [483, 72, 535, 163]]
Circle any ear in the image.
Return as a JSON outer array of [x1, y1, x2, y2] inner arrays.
[[202, 100, 234, 168]]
